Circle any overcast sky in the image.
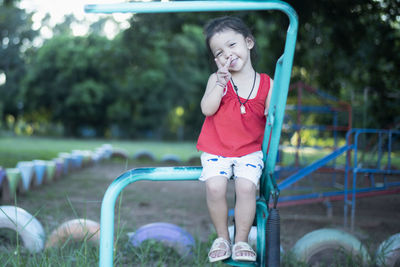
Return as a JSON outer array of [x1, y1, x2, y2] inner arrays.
[[18, 0, 132, 38]]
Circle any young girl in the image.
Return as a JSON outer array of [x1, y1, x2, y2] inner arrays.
[[197, 16, 273, 262]]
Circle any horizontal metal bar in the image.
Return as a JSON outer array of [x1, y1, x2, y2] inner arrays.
[[351, 168, 400, 175], [278, 187, 400, 206], [85, 0, 295, 16]]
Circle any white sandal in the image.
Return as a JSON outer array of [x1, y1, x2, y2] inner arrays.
[[208, 237, 232, 262], [232, 241, 256, 262]]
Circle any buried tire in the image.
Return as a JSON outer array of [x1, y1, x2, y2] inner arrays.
[[128, 222, 195, 258], [291, 228, 370, 265], [0, 205, 45, 252], [45, 219, 100, 248], [376, 233, 400, 267]]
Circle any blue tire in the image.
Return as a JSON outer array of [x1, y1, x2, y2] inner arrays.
[[129, 222, 195, 257]]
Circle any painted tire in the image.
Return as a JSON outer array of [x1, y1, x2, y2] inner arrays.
[[292, 228, 370, 265], [33, 160, 47, 185], [100, 144, 113, 159], [5, 168, 22, 199], [376, 233, 400, 267], [187, 156, 201, 165], [16, 161, 35, 192], [0, 205, 45, 252], [53, 158, 64, 179], [71, 150, 84, 169], [129, 222, 195, 257], [45, 161, 56, 182], [0, 167, 4, 185], [111, 148, 129, 160], [45, 219, 100, 248], [161, 154, 181, 164], [78, 150, 92, 167], [0, 167, 10, 202], [133, 150, 156, 162], [58, 153, 72, 174]]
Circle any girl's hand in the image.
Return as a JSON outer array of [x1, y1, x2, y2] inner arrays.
[[215, 56, 232, 88]]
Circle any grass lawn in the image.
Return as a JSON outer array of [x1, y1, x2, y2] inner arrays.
[[0, 136, 200, 168], [0, 136, 398, 266]]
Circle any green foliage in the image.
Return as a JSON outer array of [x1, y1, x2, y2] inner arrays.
[[0, 2, 37, 117], [22, 34, 117, 136], [286, 0, 400, 129], [1, 2, 399, 139]]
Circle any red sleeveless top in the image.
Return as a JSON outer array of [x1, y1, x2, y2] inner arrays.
[[197, 73, 271, 157]]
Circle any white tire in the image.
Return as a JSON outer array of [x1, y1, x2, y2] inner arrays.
[[376, 233, 400, 267], [292, 228, 370, 265], [45, 219, 100, 248], [0, 205, 45, 252]]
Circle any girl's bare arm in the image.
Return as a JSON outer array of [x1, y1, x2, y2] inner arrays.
[[264, 78, 274, 116]]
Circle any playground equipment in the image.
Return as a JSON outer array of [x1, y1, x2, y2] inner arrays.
[[85, 1, 298, 266], [277, 128, 400, 230], [280, 81, 352, 173]]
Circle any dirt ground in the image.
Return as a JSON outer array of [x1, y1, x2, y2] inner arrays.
[[91, 161, 400, 252], [10, 160, 400, 261]]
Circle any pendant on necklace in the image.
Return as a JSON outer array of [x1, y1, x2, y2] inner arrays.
[[240, 104, 246, 114]]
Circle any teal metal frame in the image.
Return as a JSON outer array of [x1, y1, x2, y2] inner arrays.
[[85, 1, 297, 266]]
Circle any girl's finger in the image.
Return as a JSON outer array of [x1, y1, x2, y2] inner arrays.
[[215, 58, 223, 69], [224, 56, 232, 69]]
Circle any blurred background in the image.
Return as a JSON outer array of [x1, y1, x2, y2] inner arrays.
[[0, 0, 399, 141]]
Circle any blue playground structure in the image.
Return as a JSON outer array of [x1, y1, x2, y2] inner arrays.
[[277, 128, 400, 230], [85, 1, 298, 266], [269, 82, 400, 231]]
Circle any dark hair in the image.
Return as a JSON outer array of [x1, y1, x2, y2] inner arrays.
[[204, 16, 257, 61]]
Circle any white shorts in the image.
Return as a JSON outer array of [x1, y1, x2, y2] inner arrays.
[[199, 151, 264, 186]]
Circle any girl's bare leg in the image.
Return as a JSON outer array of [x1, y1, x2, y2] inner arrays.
[[234, 177, 256, 257], [205, 176, 229, 258]]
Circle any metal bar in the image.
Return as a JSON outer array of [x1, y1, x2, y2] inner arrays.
[[277, 187, 400, 207], [278, 145, 351, 190], [87, 2, 298, 266], [279, 183, 400, 203], [351, 168, 400, 175], [286, 105, 335, 112], [99, 167, 202, 267], [85, 0, 296, 15]]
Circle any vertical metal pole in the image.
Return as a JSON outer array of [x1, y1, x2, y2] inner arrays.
[[350, 132, 360, 231]]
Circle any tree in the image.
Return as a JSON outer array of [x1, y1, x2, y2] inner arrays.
[[22, 34, 117, 136], [0, 0, 37, 119], [285, 0, 400, 128]]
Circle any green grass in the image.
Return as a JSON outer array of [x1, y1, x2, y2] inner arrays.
[[0, 231, 213, 266], [0, 136, 200, 168], [0, 136, 398, 266], [1, 136, 398, 169]]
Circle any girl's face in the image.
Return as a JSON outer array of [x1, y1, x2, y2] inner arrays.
[[209, 29, 254, 72]]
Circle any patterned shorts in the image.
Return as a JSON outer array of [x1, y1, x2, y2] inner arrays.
[[199, 151, 264, 186]]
